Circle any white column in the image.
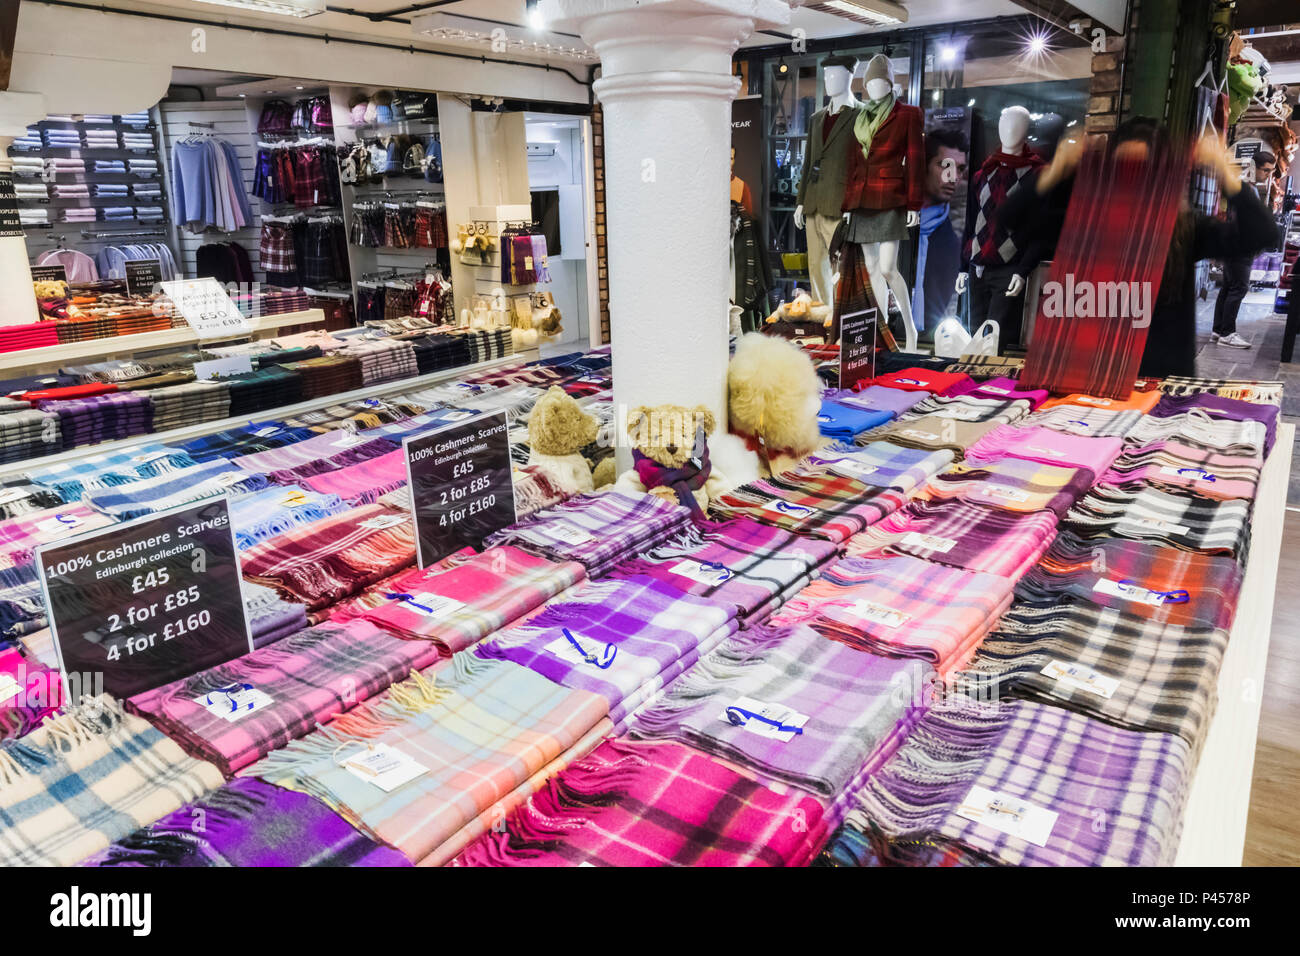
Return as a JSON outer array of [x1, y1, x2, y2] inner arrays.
[[0, 91, 48, 326], [543, 0, 791, 468]]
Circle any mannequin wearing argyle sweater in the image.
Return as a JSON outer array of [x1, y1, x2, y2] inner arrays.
[[956, 107, 1044, 346]]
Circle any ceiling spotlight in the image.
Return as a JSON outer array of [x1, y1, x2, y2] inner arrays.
[[1028, 35, 1047, 55], [779, 59, 788, 73], [940, 44, 957, 62], [967, 98, 975, 107], [295, 85, 304, 90], [525, 0, 544, 29], [931, 90, 940, 101]]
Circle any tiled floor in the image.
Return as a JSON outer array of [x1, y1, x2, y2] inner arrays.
[[1196, 289, 1300, 865]]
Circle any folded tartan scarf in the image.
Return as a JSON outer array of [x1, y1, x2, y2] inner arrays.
[[1148, 393, 1279, 456], [710, 471, 910, 544], [127, 621, 444, 777], [1099, 440, 1261, 502], [240, 504, 416, 610], [817, 400, 894, 441], [607, 516, 839, 626], [0, 482, 63, 520], [864, 413, 1005, 458], [27, 445, 202, 501], [232, 429, 400, 475], [831, 699, 1191, 866], [453, 738, 829, 867], [0, 503, 116, 569], [0, 646, 61, 741], [955, 603, 1227, 745], [359, 545, 587, 655], [900, 394, 1033, 425], [871, 368, 971, 395], [81, 776, 411, 867], [300, 449, 408, 506], [1122, 411, 1267, 458], [0, 696, 223, 867], [1025, 404, 1143, 439], [825, 384, 927, 417], [86, 462, 271, 520], [243, 581, 309, 649], [485, 491, 691, 579], [179, 424, 320, 464], [1157, 376, 1282, 406], [1038, 390, 1160, 414], [1017, 531, 1243, 630], [1063, 484, 1251, 560], [967, 376, 1049, 409], [229, 485, 351, 550], [477, 576, 739, 726], [963, 424, 1124, 474], [846, 498, 1058, 580], [633, 444, 711, 518], [629, 622, 932, 798], [772, 554, 1013, 679], [247, 654, 610, 865], [916, 457, 1094, 518]]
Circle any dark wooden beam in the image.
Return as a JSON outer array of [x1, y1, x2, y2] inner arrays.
[[0, 0, 19, 92]]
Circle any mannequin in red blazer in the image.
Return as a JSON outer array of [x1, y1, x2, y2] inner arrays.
[[841, 54, 924, 350]]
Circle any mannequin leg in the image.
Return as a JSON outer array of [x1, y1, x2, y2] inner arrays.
[[861, 240, 918, 352], [804, 214, 839, 305]]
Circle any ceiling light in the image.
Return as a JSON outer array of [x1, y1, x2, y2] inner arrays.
[[779, 59, 788, 74], [526, 0, 544, 30], [940, 44, 957, 62], [1028, 36, 1047, 55], [967, 98, 975, 107], [819, 0, 908, 25], [190, 0, 325, 18], [412, 12, 596, 62], [931, 90, 940, 101], [238, 93, 247, 98], [295, 85, 304, 90]]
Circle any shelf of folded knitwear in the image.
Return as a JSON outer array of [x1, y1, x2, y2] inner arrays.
[[0, 349, 539, 484]]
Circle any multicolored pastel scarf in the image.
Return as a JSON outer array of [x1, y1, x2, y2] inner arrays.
[[632, 444, 712, 518]]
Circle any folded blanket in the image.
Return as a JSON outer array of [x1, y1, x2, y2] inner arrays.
[[80, 777, 410, 867], [452, 738, 828, 867], [127, 621, 444, 777], [628, 622, 932, 797], [0, 696, 223, 866], [476, 576, 739, 726], [827, 699, 1190, 866], [771, 555, 1013, 679], [247, 655, 610, 865], [358, 545, 587, 655]]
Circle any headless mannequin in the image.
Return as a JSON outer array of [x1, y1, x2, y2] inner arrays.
[[794, 64, 858, 307], [956, 107, 1032, 299], [850, 70, 920, 352]]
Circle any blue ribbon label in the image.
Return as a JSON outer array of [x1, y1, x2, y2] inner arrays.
[[722, 696, 807, 741]]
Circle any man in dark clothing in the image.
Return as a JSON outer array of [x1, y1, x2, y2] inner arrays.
[[1212, 150, 1276, 349]]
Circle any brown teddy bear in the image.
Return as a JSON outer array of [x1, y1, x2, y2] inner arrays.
[[613, 404, 733, 516], [526, 386, 599, 494]]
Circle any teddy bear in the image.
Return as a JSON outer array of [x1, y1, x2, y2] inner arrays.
[[709, 332, 825, 481], [613, 404, 732, 516], [765, 289, 832, 332], [526, 386, 599, 494]]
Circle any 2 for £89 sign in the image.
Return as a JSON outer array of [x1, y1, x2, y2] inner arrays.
[[36, 497, 253, 699], [160, 278, 251, 340]]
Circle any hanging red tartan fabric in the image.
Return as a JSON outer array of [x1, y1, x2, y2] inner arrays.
[[1020, 145, 1191, 398]]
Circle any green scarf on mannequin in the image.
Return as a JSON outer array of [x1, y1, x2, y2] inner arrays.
[[853, 92, 896, 158]]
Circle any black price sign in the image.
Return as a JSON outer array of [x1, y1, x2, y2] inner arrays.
[[404, 410, 517, 567], [839, 307, 878, 391], [36, 497, 252, 699], [125, 258, 163, 297], [31, 264, 69, 283], [0, 173, 21, 238]]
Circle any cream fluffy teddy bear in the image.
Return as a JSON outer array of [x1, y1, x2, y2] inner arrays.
[[526, 386, 598, 494]]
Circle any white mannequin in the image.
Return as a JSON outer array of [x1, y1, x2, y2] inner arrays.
[[847, 68, 919, 352], [793, 64, 856, 232], [956, 106, 1031, 298]]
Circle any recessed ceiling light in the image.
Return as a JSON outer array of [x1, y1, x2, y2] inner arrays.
[[295, 85, 304, 90]]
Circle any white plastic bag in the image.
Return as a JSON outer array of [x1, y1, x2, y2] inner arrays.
[[967, 319, 1000, 357], [932, 317, 972, 359]]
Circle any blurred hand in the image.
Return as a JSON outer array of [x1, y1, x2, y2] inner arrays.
[[1038, 133, 1087, 194], [1195, 131, 1242, 195]]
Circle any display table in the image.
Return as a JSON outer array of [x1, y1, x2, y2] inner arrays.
[[1175, 421, 1292, 865], [0, 309, 330, 375]]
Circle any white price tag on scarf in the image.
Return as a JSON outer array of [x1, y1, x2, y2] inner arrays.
[[343, 743, 430, 792], [847, 599, 911, 629], [815, 456, 879, 481], [1075, 396, 1113, 407], [1116, 516, 1191, 536], [668, 560, 733, 587], [194, 686, 273, 722], [359, 514, 408, 531], [900, 531, 957, 554], [36, 514, 81, 538], [442, 411, 474, 422], [550, 524, 594, 546], [763, 499, 816, 520], [1158, 466, 1217, 483], [980, 385, 1011, 395], [979, 485, 1030, 503], [955, 786, 1058, 847], [0, 488, 27, 506], [1040, 659, 1120, 699], [721, 696, 808, 743], [900, 429, 940, 442], [1092, 577, 1173, 607], [397, 593, 465, 619], [1023, 446, 1068, 459]]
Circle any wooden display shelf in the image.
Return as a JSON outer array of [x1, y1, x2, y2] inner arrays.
[[1175, 421, 1293, 865], [0, 309, 329, 375]]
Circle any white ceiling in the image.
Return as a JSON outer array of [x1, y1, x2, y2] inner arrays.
[[108, 0, 1032, 57]]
